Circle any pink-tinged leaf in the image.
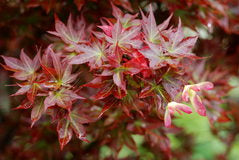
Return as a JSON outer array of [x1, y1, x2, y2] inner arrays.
[[31, 98, 44, 127], [171, 18, 184, 49], [67, 90, 85, 100], [12, 71, 32, 81], [45, 90, 79, 110], [189, 90, 207, 116], [170, 102, 192, 114], [61, 64, 79, 85], [199, 81, 214, 90], [111, 2, 123, 19], [1, 56, 24, 71], [42, 45, 53, 66], [76, 15, 86, 31], [113, 6, 140, 28], [70, 51, 95, 65], [112, 19, 122, 44], [165, 102, 192, 127], [141, 5, 161, 43], [57, 119, 73, 150], [161, 18, 199, 59], [69, 112, 93, 124], [113, 72, 126, 92], [44, 92, 56, 110], [11, 84, 31, 96], [182, 82, 214, 101], [20, 49, 33, 70], [49, 47, 62, 76], [21, 49, 40, 71], [104, 20, 142, 49], [70, 42, 106, 69], [69, 114, 89, 142], [98, 25, 113, 37], [2, 49, 41, 81], [48, 14, 86, 46], [117, 26, 142, 49], [164, 109, 171, 128], [140, 42, 170, 69], [169, 36, 199, 58], [104, 19, 121, 47], [191, 81, 214, 91], [158, 13, 173, 31], [182, 85, 191, 102], [55, 97, 72, 110]]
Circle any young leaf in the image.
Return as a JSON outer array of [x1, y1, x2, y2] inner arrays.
[[44, 89, 84, 111], [103, 20, 142, 49], [182, 82, 214, 105], [31, 98, 45, 127], [162, 19, 199, 58], [164, 102, 192, 127], [69, 112, 89, 142], [164, 109, 171, 128], [140, 41, 179, 69], [189, 90, 207, 116], [111, 3, 140, 28], [1, 49, 40, 81], [48, 14, 86, 51], [70, 41, 107, 69], [57, 118, 73, 150]]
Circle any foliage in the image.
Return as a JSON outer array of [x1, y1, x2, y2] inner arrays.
[[0, 0, 239, 159]]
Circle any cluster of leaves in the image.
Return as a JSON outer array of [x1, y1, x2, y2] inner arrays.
[[1, 1, 239, 159], [1, 3, 217, 152]]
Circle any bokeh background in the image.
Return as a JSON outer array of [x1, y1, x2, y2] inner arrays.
[[0, 0, 239, 159]]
